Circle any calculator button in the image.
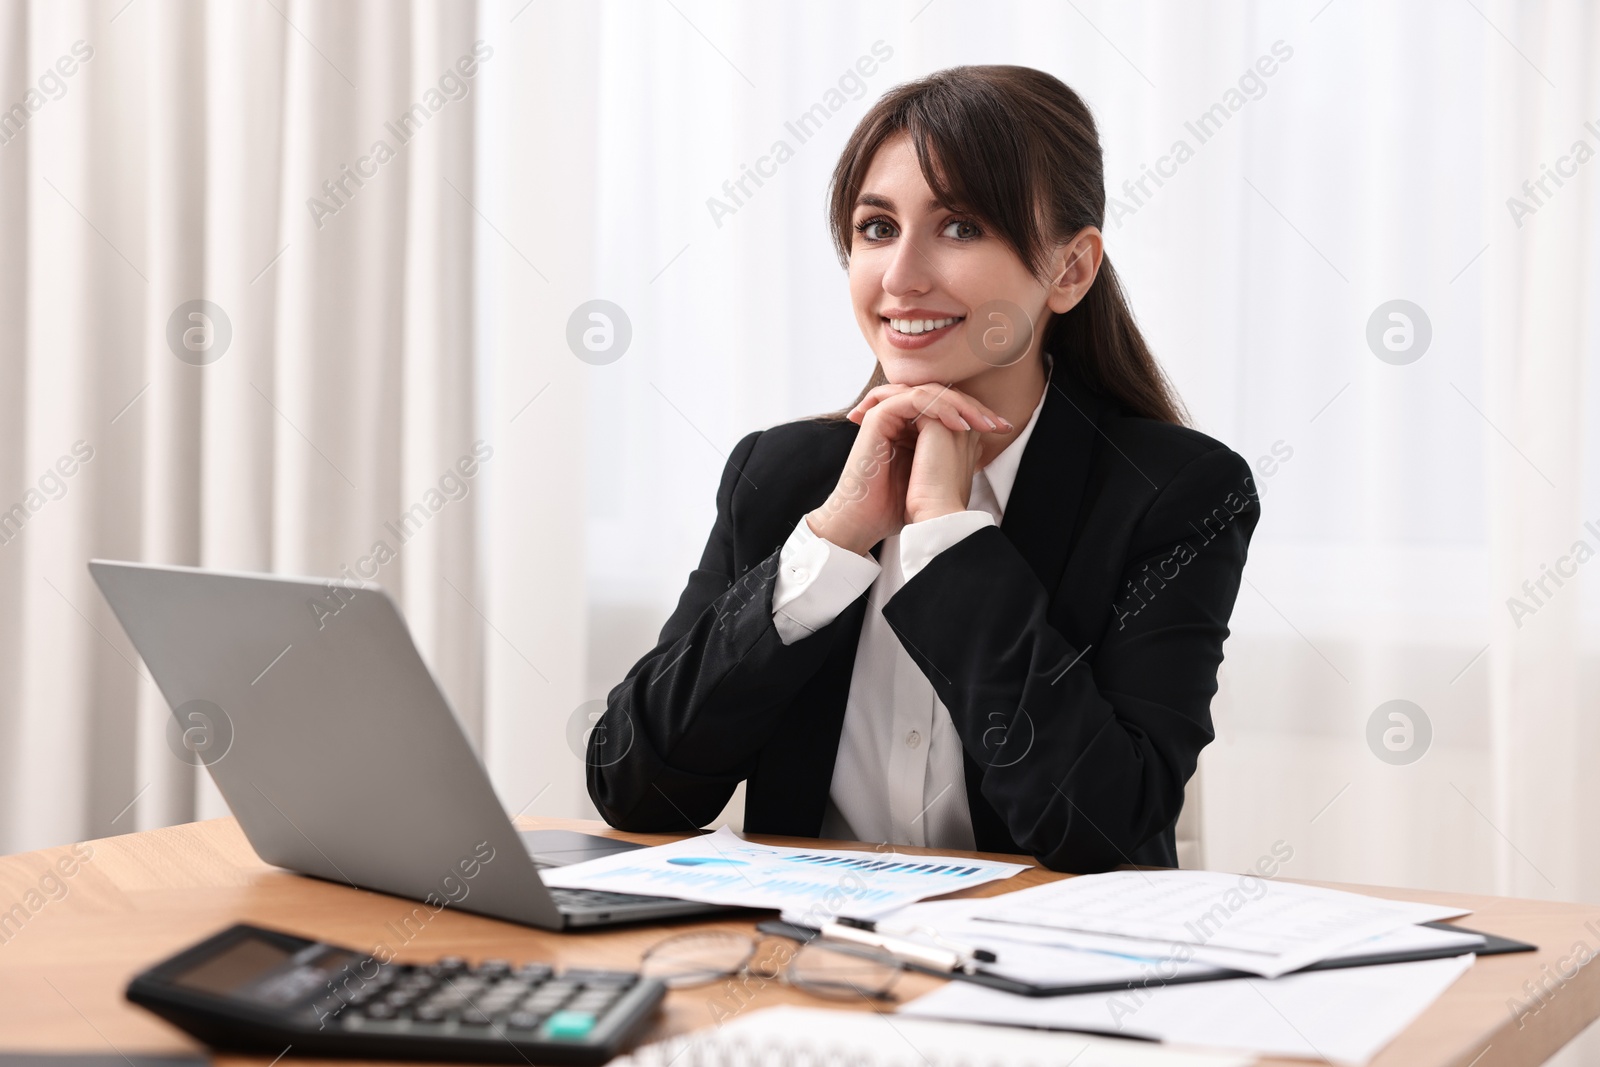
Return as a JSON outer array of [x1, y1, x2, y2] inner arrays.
[[515, 963, 553, 982], [530, 983, 576, 1000], [563, 970, 636, 986], [523, 995, 571, 1012], [363, 1003, 397, 1020], [542, 1010, 597, 1039], [505, 1010, 544, 1031]]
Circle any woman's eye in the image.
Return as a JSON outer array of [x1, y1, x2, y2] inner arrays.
[[855, 218, 897, 241], [943, 219, 981, 240]]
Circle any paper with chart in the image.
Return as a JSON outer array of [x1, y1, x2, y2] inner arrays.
[[539, 826, 1028, 916], [965, 869, 1470, 977]]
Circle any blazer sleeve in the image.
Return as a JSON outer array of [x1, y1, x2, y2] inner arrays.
[[587, 429, 859, 831], [879, 445, 1259, 873]]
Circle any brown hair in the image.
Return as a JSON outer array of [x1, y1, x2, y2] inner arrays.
[[824, 65, 1187, 425]]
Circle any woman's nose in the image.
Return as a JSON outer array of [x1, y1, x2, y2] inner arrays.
[[881, 233, 937, 296]]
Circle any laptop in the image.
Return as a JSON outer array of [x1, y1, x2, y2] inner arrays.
[[88, 559, 732, 930]]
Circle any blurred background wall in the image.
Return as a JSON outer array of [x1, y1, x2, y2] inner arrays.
[[0, 0, 1595, 970]]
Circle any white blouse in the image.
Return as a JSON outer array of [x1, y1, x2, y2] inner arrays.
[[766, 374, 1051, 849]]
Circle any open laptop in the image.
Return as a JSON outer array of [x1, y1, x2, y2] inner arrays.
[[88, 559, 732, 930]]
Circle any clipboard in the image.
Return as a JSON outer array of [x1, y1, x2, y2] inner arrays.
[[756, 918, 1536, 998]]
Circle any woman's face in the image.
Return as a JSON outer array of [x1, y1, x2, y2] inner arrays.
[[848, 133, 1062, 388]]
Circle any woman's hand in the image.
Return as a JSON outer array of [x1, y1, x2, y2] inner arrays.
[[807, 384, 1010, 556], [905, 416, 986, 524]]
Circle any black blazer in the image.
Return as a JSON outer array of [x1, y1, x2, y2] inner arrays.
[[588, 367, 1261, 872]]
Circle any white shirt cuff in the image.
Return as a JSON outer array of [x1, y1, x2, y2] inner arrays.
[[770, 515, 882, 645], [899, 510, 996, 582]]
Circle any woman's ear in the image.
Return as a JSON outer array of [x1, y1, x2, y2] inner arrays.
[[1045, 227, 1104, 314]]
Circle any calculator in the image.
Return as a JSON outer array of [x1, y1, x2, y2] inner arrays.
[[125, 923, 666, 1064]]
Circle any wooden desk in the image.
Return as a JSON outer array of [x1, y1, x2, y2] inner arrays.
[[2, 817, 1598, 1066]]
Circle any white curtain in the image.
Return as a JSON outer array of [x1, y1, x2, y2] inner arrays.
[[0, 0, 488, 850]]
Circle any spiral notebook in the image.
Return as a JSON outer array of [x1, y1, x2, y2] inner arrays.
[[609, 1006, 1251, 1066]]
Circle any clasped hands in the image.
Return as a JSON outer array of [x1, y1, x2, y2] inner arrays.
[[806, 383, 1015, 558]]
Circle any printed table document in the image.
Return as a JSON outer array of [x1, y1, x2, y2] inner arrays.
[[874, 897, 1485, 987], [968, 869, 1469, 977]]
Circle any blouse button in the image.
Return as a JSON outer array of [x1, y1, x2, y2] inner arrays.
[[789, 566, 809, 582], [905, 730, 922, 749]]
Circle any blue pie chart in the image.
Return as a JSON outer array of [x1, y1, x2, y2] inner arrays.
[[666, 857, 748, 867]]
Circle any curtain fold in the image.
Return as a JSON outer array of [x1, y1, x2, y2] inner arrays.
[[0, 0, 483, 851], [1483, 1, 1599, 904]]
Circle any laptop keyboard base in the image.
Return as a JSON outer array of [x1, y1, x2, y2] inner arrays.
[[548, 886, 685, 913]]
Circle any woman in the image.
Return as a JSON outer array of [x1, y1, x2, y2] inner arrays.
[[587, 65, 1259, 873]]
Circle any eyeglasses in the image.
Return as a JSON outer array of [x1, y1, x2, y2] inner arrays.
[[639, 930, 903, 1002]]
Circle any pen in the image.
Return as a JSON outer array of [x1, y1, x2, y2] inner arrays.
[[834, 915, 998, 961], [820, 919, 999, 974]]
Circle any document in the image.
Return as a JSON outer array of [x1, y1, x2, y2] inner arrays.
[[966, 869, 1470, 977], [539, 826, 1029, 917], [900, 954, 1476, 1066], [610, 1004, 1254, 1067], [875, 897, 1484, 988]]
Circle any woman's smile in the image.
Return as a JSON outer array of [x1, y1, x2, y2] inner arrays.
[[881, 307, 967, 349]]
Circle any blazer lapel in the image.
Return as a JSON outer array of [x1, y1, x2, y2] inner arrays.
[[998, 367, 1109, 601], [748, 418, 872, 837], [964, 367, 1110, 855]]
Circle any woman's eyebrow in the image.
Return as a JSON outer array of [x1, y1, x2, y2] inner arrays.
[[853, 193, 949, 213]]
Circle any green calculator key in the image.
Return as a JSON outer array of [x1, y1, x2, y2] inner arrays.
[[543, 1010, 598, 1039]]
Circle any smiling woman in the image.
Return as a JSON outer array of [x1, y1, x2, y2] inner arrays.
[[588, 65, 1261, 874]]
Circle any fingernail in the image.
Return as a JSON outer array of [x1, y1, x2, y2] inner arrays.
[[958, 417, 972, 430], [984, 416, 998, 430], [1000, 418, 1015, 431]]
